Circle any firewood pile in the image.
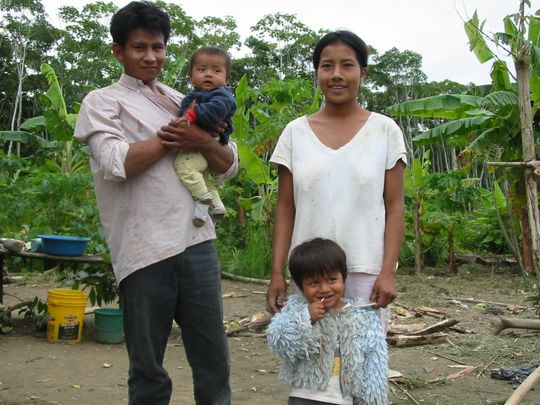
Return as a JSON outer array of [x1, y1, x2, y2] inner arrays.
[[387, 303, 465, 347]]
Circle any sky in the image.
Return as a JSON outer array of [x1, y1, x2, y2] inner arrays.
[[41, 0, 540, 85]]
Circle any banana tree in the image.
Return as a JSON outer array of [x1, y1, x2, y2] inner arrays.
[[0, 64, 86, 173], [389, 4, 540, 282]]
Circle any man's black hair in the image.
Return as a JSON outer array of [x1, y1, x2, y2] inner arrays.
[[110, 1, 171, 48]]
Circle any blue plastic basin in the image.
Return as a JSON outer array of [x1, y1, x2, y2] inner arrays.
[[38, 235, 90, 256]]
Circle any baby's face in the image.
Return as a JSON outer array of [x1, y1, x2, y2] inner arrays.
[[301, 270, 345, 309], [190, 54, 228, 91]]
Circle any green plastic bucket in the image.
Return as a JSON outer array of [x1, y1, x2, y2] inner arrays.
[[94, 308, 124, 344]]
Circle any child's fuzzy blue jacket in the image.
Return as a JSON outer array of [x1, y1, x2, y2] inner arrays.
[[267, 294, 388, 405]]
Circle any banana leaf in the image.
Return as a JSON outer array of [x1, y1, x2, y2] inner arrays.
[[465, 11, 495, 63], [0, 130, 57, 148], [238, 143, 272, 185], [413, 116, 492, 146], [387, 94, 481, 119]]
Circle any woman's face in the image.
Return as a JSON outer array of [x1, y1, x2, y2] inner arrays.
[[316, 42, 364, 106]]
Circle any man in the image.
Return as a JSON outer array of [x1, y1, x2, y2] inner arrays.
[[74, 2, 236, 404]]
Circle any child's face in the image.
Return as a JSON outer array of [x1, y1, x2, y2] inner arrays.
[[190, 54, 228, 91], [301, 270, 345, 309]]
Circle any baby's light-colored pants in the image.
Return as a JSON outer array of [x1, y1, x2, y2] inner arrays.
[[174, 151, 220, 203]]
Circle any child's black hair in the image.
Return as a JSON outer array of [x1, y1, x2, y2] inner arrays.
[[288, 238, 347, 290], [312, 30, 369, 69], [189, 47, 232, 80], [110, 1, 171, 48]]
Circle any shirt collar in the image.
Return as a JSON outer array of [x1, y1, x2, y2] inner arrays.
[[119, 73, 157, 90]]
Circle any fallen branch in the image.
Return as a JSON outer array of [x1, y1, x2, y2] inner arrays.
[[387, 332, 448, 347], [220, 271, 270, 285], [454, 253, 516, 266], [504, 366, 540, 405], [390, 380, 420, 405], [447, 297, 526, 309], [428, 366, 477, 384], [492, 316, 540, 335], [425, 350, 466, 365]]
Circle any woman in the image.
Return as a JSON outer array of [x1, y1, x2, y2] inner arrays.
[[266, 30, 407, 323]]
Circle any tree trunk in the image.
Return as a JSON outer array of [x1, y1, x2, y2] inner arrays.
[[520, 208, 534, 273], [448, 224, 457, 273], [413, 199, 423, 275], [515, 0, 540, 284]]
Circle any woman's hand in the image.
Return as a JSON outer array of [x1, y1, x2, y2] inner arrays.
[[266, 274, 288, 314], [369, 271, 397, 308]]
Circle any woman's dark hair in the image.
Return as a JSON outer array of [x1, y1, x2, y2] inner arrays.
[[110, 1, 171, 48], [189, 47, 232, 79], [312, 30, 369, 70], [288, 238, 347, 290]]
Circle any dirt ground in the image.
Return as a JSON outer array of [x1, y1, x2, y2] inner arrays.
[[1, 266, 540, 405]]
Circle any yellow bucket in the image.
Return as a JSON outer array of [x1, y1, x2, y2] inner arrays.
[[47, 289, 88, 344]]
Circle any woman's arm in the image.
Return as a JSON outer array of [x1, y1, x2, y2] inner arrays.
[[370, 160, 405, 308], [266, 166, 295, 314]]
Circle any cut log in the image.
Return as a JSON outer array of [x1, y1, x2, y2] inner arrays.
[[388, 319, 458, 336], [504, 365, 540, 405], [492, 316, 540, 335], [407, 319, 459, 335], [415, 306, 446, 319], [226, 312, 271, 335], [387, 332, 448, 347], [388, 323, 427, 335]]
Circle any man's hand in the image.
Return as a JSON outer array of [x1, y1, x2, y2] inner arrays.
[[157, 119, 213, 151]]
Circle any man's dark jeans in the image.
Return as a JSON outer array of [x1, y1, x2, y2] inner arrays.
[[120, 240, 231, 405]]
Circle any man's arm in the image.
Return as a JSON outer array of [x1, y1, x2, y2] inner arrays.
[[123, 137, 169, 177], [158, 119, 235, 174]]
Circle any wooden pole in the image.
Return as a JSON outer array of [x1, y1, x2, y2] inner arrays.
[[504, 366, 540, 405], [514, 0, 540, 285]]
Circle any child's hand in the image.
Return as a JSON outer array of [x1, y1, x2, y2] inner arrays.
[[172, 117, 191, 127], [308, 301, 325, 322]]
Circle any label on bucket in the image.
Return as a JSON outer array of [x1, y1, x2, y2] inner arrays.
[[58, 321, 80, 340]]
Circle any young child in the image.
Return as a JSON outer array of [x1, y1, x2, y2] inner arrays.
[[174, 47, 237, 226], [267, 238, 388, 405]]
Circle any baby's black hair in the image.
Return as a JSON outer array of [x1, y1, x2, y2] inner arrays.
[[110, 1, 171, 48], [312, 30, 369, 69], [288, 238, 347, 290]]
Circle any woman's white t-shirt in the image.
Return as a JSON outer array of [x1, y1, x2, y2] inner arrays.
[[270, 112, 407, 275]]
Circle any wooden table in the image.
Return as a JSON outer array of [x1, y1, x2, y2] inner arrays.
[[0, 245, 106, 304]]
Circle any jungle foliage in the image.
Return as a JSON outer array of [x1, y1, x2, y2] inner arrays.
[[1, 0, 539, 306]]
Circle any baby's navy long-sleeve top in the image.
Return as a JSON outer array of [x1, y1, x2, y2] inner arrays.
[[179, 85, 236, 144]]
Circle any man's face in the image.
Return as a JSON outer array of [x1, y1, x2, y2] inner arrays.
[[112, 28, 165, 83]]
